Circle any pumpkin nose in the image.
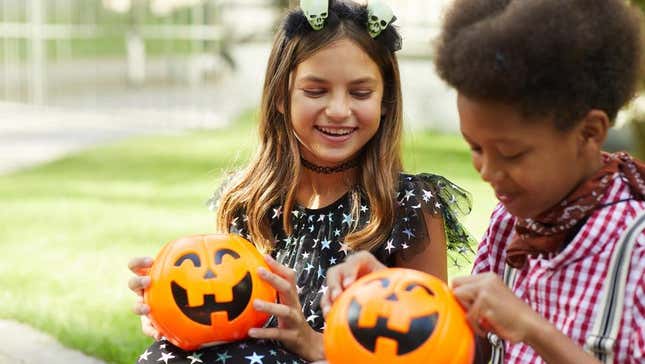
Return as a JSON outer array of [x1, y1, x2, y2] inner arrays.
[[203, 269, 217, 279], [386, 293, 398, 301]]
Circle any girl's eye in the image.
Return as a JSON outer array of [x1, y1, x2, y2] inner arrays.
[[351, 90, 373, 99], [303, 89, 326, 97]]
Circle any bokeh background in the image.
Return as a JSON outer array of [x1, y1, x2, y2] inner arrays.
[[0, 1, 643, 363]]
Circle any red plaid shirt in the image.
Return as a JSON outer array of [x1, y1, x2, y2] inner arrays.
[[472, 173, 645, 363]]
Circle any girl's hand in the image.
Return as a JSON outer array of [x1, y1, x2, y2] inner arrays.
[[321, 251, 386, 317], [248, 255, 324, 362], [451, 272, 542, 343], [127, 256, 161, 340]]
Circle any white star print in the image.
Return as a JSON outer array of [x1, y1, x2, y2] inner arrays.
[[296, 284, 304, 294], [327, 212, 334, 222], [304, 263, 314, 273], [159, 343, 167, 349], [435, 201, 442, 209], [216, 351, 232, 364], [302, 251, 310, 259], [187, 352, 203, 364], [269, 350, 277, 356], [308, 224, 314, 232], [321, 238, 331, 250], [312, 238, 319, 248], [403, 189, 415, 201], [338, 242, 351, 255], [412, 203, 421, 209], [272, 207, 282, 219], [292, 210, 300, 218], [318, 284, 328, 295], [385, 239, 395, 253], [333, 229, 341, 237], [422, 189, 433, 202], [245, 352, 264, 364], [317, 265, 325, 279], [329, 256, 337, 265], [306, 309, 319, 323], [360, 205, 368, 213], [231, 217, 239, 227], [157, 352, 175, 364], [402, 228, 415, 239], [138, 350, 151, 362], [342, 213, 353, 226], [308, 215, 315, 222], [238, 343, 248, 349], [402, 242, 410, 249], [318, 214, 325, 222]]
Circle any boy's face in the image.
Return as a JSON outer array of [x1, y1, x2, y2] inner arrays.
[[289, 38, 384, 167], [457, 94, 593, 219]]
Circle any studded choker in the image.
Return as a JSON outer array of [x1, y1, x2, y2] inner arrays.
[[301, 158, 359, 174]]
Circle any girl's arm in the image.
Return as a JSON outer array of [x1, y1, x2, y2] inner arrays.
[[394, 211, 447, 281]]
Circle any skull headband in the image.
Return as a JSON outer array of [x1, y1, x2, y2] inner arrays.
[[283, 0, 402, 53]]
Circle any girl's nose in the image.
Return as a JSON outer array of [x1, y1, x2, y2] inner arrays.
[[325, 93, 351, 121]]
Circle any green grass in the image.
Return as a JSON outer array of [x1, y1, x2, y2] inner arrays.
[[0, 116, 495, 364]]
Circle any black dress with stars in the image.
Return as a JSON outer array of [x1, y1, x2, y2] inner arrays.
[[137, 173, 475, 364]]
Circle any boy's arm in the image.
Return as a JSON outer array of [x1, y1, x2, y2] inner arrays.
[[525, 315, 601, 364]]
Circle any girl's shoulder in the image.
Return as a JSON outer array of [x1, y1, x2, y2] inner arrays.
[[374, 172, 477, 265]]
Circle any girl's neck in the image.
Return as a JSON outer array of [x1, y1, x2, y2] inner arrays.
[[296, 167, 358, 210]]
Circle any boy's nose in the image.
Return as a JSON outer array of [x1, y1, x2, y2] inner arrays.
[[479, 157, 504, 184]]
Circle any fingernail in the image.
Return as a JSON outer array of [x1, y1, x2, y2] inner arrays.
[[264, 254, 275, 263], [248, 328, 258, 337], [141, 276, 151, 285], [343, 278, 354, 287], [143, 257, 153, 265], [253, 299, 263, 309], [140, 306, 150, 314], [257, 267, 268, 277], [331, 288, 340, 299]]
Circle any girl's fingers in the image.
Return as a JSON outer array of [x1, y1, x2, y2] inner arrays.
[[248, 327, 297, 342], [128, 257, 153, 275], [140, 316, 161, 340], [263, 255, 297, 283], [253, 299, 294, 319], [128, 276, 151, 295], [257, 267, 298, 305]]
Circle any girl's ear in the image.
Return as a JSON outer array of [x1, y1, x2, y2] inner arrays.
[[276, 99, 285, 114], [577, 109, 609, 152]]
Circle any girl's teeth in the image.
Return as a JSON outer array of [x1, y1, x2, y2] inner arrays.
[[318, 127, 353, 136]]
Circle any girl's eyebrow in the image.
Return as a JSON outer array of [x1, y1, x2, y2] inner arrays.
[[297, 75, 379, 85]]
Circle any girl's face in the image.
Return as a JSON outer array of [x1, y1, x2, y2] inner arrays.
[[457, 94, 593, 219], [289, 38, 384, 167]]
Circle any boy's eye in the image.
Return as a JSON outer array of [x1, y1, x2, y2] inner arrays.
[[500, 151, 526, 160]]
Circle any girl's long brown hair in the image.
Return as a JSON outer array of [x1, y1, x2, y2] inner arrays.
[[216, 5, 403, 254]]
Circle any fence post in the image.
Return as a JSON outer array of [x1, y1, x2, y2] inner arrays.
[[28, 0, 45, 105]]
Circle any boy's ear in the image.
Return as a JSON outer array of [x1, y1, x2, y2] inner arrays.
[[577, 109, 609, 151]]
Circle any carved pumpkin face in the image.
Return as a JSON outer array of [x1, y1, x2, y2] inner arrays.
[[145, 234, 276, 350], [324, 268, 474, 364]]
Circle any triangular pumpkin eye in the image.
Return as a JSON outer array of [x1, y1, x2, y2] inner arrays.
[[174, 253, 201, 267], [214, 249, 240, 265]]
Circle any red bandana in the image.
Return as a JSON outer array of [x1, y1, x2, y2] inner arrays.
[[505, 152, 645, 269]]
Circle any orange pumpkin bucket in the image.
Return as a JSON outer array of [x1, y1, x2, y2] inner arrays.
[[145, 233, 277, 350], [324, 268, 474, 364]]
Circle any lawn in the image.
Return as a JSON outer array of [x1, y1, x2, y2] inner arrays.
[[0, 115, 496, 364]]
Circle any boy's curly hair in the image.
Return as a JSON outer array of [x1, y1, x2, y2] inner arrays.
[[434, 0, 644, 130]]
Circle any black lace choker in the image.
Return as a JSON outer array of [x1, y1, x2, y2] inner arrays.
[[301, 158, 359, 174]]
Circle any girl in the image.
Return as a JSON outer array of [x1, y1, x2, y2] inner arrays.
[[322, 0, 645, 363], [128, 1, 474, 363]]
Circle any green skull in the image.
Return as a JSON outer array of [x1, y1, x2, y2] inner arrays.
[[301, 0, 329, 31], [367, 0, 394, 38]]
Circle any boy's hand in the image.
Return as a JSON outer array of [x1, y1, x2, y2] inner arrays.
[[451, 272, 542, 343], [321, 251, 386, 317], [128, 256, 161, 340], [248, 255, 324, 362]]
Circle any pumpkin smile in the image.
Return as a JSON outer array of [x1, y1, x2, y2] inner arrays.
[[171, 271, 253, 325], [347, 298, 438, 355]]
